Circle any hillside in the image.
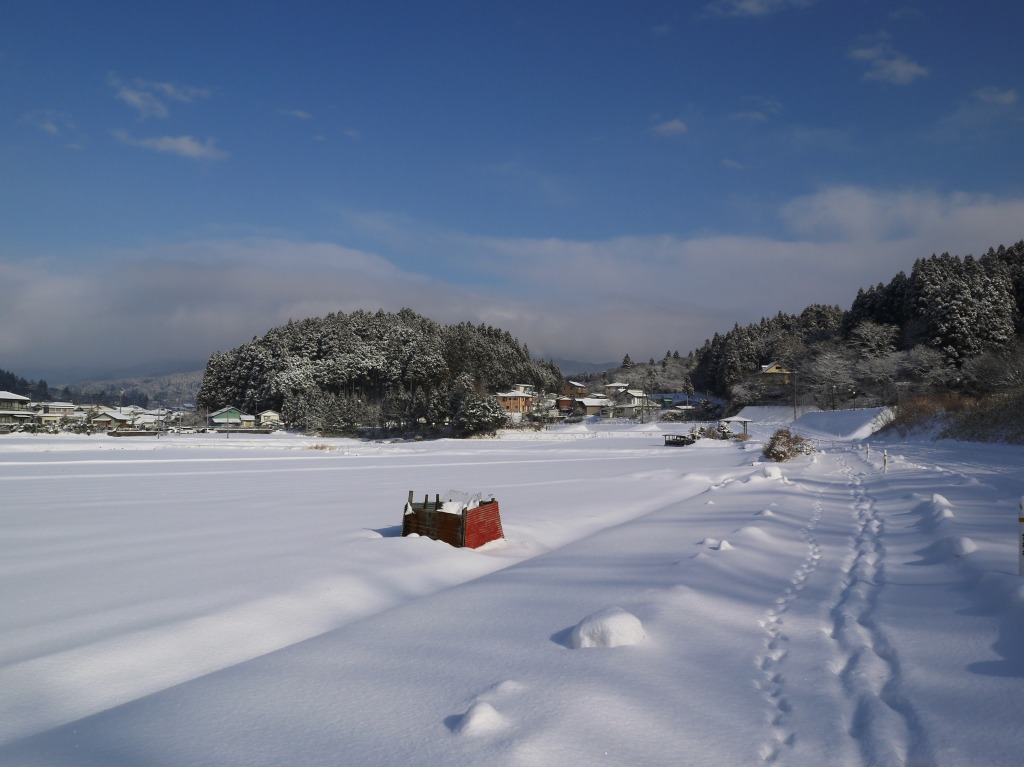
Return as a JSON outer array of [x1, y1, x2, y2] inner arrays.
[[198, 308, 562, 436]]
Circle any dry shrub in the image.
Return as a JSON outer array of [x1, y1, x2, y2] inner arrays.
[[308, 443, 334, 451], [763, 428, 814, 462], [885, 391, 1024, 444], [943, 389, 1024, 444], [886, 393, 972, 436]]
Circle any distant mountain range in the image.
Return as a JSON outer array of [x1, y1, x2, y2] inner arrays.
[[551, 358, 617, 376], [61, 359, 208, 386]]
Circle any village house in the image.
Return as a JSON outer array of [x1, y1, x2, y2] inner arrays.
[[496, 389, 534, 420], [572, 396, 608, 417], [258, 409, 282, 428], [0, 391, 33, 431], [88, 408, 132, 431], [758, 362, 792, 385], [33, 402, 78, 429], [562, 380, 588, 397], [209, 406, 256, 429]]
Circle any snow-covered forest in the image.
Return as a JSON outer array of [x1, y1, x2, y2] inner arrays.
[[196, 308, 563, 436], [690, 243, 1024, 400]]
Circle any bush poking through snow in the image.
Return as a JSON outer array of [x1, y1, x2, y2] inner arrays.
[[762, 428, 814, 462]]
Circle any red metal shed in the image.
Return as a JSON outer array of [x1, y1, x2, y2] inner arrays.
[[401, 491, 504, 549]]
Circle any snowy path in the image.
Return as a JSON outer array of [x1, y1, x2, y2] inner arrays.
[[1, 428, 1023, 765], [754, 478, 823, 763], [830, 452, 933, 767]]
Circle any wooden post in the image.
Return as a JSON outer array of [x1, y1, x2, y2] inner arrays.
[[883, 449, 888, 473]]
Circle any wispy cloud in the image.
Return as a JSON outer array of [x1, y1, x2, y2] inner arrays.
[[486, 160, 574, 206], [109, 74, 211, 118], [113, 129, 228, 160], [848, 33, 928, 85], [651, 118, 688, 137], [20, 109, 71, 135], [729, 96, 783, 123], [706, 0, 817, 18], [932, 86, 1021, 141], [975, 86, 1018, 106], [279, 109, 314, 120]]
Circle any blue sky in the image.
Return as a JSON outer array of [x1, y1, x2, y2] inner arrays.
[[3, 1, 1024, 381]]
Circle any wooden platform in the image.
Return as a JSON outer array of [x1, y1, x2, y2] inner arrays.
[[664, 434, 697, 446]]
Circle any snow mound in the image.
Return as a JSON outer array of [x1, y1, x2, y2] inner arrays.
[[949, 536, 978, 557], [453, 701, 510, 736], [762, 465, 784, 480], [735, 525, 771, 543], [569, 607, 645, 649], [699, 538, 732, 551]]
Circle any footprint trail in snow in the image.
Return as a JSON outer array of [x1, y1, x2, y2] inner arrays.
[[829, 453, 935, 767], [754, 493, 823, 763]]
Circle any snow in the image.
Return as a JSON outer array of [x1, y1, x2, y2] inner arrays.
[[1, 415, 1023, 765]]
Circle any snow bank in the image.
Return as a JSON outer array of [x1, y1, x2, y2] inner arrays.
[[792, 407, 893, 440], [736, 405, 820, 425]]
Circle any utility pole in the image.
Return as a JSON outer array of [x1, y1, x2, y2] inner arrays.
[[792, 371, 797, 422]]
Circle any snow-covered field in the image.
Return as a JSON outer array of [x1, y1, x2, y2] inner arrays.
[[1, 413, 1022, 766]]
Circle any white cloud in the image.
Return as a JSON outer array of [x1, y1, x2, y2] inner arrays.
[[109, 74, 210, 118], [729, 110, 769, 123], [848, 34, 928, 85], [114, 129, 228, 160], [933, 86, 1022, 141], [139, 79, 210, 103], [485, 160, 574, 206], [706, 0, 817, 17], [116, 86, 168, 117], [729, 96, 783, 124], [20, 109, 65, 135], [975, 86, 1017, 106], [651, 118, 688, 137], [6, 189, 1024, 379], [279, 109, 314, 120]]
